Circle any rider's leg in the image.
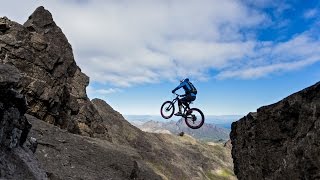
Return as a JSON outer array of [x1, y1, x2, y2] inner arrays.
[[178, 99, 183, 112], [181, 95, 196, 111], [175, 99, 183, 116]]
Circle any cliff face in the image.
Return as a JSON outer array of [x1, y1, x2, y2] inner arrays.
[[0, 7, 106, 137], [231, 81, 320, 180]]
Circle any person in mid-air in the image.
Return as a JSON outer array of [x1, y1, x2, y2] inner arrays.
[[171, 78, 197, 116]]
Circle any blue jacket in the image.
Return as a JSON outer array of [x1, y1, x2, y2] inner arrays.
[[172, 79, 196, 97]]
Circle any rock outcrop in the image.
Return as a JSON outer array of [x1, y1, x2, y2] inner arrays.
[[0, 7, 106, 137], [231, 81, 320, 180], [0, 64, 47, 179]]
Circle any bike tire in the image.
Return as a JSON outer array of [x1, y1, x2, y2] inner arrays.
[[160, 101, 175, 119], [184, 108, 205, 129]]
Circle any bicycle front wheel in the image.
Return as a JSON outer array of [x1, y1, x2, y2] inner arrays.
[[160, 101, 175, 119], [184, 108, 205, 129]]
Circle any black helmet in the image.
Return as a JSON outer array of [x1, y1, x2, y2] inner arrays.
[[180, 78, 189, 83]]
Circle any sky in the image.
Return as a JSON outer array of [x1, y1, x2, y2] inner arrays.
[[1, 0, 320, 115]]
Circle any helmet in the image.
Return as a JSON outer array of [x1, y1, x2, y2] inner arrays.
[[180, 78, 189, 83]]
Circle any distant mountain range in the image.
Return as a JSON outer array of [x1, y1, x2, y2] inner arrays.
[[130, 118, 231, 142], [125, 114, 243, 129]]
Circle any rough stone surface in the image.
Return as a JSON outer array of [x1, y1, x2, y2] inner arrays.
[[0, 64, 47, 180], [0, 64, 26, 148], [92, 98, 139, 145], [231, 81, 320, 180], [0, 6, 105, 137], [0, 17, 10, 32], [28, 114, 163, 180]]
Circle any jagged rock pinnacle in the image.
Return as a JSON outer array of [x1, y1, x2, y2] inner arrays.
[[24, 6, 55, 31]]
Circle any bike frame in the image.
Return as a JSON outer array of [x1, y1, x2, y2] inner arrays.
[[169, 94, 191, 114]]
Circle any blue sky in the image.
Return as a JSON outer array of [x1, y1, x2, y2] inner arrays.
[[1, 0, 320, 115]]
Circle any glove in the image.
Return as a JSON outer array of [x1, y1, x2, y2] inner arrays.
[[172, 90, 175, 94]]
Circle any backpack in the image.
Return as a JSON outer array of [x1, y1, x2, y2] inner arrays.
[[187, 81, 197, 95]]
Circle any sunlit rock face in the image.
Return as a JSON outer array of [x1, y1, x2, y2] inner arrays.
[[0, 7, 107, 137]]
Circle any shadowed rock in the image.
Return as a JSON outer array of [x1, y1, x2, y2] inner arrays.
[[231, 81, 320, 180], [0, 64, 47, 179]]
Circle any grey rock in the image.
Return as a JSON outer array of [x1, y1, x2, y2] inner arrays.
[[0, 6, 106, 136], [0, 17, 10, 32], [179, 131, 185, 136], [27, 114, 162, 180], [0, 64, 47, 179], [26, 137, 38, 153], [0, 64, 21, 88], [231, 81, 320, 180], [0, 64, 26, 148]]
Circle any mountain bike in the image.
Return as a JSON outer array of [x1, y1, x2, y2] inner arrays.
[[160, 93, 205, 129]]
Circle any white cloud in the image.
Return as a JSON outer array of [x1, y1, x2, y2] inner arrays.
[[216, 56, 320, 79], [216, 32, 320, 79], [95, 88, 121, 94], [1, 0, 320, 87], [87, 86, 122, 98], [21, 0, 266, 87]]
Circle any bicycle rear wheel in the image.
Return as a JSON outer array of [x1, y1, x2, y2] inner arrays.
[[184, 108, 204, 129], [160, 101, 175, 119]]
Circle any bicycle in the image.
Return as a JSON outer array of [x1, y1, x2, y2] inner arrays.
[[160, 93, 205, 129]]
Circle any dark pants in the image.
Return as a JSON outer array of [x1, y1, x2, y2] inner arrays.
[[178, 94, 196, 108]]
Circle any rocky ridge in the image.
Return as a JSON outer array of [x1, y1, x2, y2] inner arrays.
[[231, 81, 320, 180]]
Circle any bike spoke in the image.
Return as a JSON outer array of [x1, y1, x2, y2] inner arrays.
[[161, 101, 175, 119], [184, 108, 204, 129]]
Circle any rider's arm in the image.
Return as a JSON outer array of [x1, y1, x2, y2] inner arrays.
[[172, 81, 186, 93]]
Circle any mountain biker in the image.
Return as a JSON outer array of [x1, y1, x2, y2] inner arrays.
[[171, 78, 197, 116]]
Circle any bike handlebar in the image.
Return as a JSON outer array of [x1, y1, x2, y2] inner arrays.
[[173, 93, 183, 97]]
